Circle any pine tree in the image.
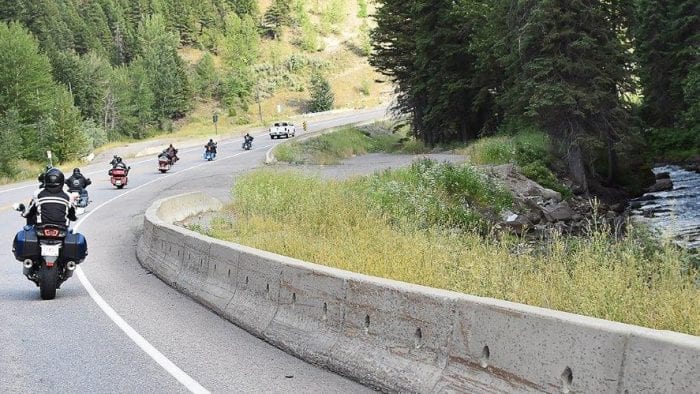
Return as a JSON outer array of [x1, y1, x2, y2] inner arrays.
[[0, 22, 57, 159], [262, 0, 291, 39], [139, 14, 192, 120], [44, 88, 90, 162], [504, 0, 635, 190], [309, 71, 334, 112], [634, 0, 699, 129], [370, 0, 418, 132]]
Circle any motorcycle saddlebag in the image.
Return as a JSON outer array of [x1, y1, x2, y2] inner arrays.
[[63, 232, 88, 263], [12, 226, 40, 261]]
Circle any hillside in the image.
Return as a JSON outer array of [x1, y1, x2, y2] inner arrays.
[[0, 0, 389, 182]]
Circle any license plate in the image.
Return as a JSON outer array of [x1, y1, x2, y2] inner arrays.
[[115, 180, 122, 185], [41, 244, 61, 257]]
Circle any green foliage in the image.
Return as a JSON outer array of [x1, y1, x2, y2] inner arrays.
[[299, 18, 320, 52], [261, 0, 291, 39], [465, 130, 571, 197], [219, 13, 259, 116], [634, 0, 699, 130], [357, 0, 368, 18], [43, 88, 90, 161], [81, 118, 108, 151], [0, 110, 22, 176], [309, 71, 334, 112], [139, 14, 192, 119], [366, 159, 513, 231], [193, 52, 219, 98], [644, 127, 700, 161]]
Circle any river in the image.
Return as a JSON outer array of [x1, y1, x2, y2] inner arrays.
[[630, 165, 700, 250]]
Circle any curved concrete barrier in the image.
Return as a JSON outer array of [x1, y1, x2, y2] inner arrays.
[[138, 192, 700, 393]]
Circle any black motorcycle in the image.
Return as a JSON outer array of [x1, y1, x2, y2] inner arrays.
[[12, 204, 88, 300]]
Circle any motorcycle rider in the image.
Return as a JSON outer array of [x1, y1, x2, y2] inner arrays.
[[205, 139, 217, 154], [65, 168, 91, 193], [243, 133, 254, 149], [166, 144, 179, 162], [65, 168, 91, 208], [23, 168, 77, 227], [109, 155, 130, 175]]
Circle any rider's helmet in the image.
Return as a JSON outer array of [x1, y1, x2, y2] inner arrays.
[[73, 168, 81, 175], [44, 168, 65, 192]]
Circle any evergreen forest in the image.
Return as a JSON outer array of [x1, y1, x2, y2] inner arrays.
[[0, 0, 697, 194], [371, 0, 698, 193]]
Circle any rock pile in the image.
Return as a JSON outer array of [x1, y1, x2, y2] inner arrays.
[[483, 164, 625, 236]]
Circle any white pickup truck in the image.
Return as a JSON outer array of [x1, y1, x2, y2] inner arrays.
[[269, 122, 296, 139]]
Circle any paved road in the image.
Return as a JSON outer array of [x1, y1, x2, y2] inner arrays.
[[0, 108, 387, 393]]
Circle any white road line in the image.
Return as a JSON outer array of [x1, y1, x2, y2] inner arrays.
[[70, 143, 270, 393]]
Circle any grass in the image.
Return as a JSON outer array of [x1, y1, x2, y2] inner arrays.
[[273, 124, 428, 164], [462, 131, 572, 197], [203, 167, 700, 335]]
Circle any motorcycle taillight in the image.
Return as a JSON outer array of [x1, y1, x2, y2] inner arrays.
[[39, 227, 61, 237]]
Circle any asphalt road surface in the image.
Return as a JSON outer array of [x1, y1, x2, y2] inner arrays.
[[0, 108, 388, 393]]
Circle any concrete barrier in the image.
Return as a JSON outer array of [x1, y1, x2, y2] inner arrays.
[[138, 192, 700, 393]]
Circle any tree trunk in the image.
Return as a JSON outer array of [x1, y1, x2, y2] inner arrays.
[[607, 133, 618, 183], [568, 140, 588, 194]]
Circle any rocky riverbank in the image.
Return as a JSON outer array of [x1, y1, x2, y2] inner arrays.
[[484, 164, 626, 237]]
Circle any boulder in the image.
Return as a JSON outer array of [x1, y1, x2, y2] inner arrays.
[[655, 171, 671, 180], [541, 201, 575, 222], [646, 178, 673, 193]]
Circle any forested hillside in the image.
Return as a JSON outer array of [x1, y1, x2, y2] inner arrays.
[[371, 0, 698, 193], [0, 0, 381, 178]]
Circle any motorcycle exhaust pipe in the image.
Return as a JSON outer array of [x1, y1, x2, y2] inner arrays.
[[23, 259, 34, 269], [66, 261, 77, 271]]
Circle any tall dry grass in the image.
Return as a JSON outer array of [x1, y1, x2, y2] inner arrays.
[[205, 168, 699, 335]]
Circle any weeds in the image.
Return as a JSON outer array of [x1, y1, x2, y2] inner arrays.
[[206, 167, 700, 335]]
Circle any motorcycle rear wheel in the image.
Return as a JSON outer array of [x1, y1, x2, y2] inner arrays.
[[39, 265, 58, 300]]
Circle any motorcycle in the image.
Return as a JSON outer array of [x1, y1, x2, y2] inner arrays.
[[204, 146, 217, 161], [242, 140, 252, 150], [109, 167, 130, 188], [158, 155, 171, 173], [12, 204, 88, 300]]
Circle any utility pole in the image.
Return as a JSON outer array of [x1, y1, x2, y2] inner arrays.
[[256, 85, 263, 124]]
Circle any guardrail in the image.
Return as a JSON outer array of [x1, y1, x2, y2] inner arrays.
[[137, 192, 700, 393]]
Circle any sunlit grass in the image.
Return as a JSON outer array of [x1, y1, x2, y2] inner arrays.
[[204, 168, 700, 335]]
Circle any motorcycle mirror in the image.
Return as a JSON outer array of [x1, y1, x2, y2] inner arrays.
[[13, 203, 25, 212]]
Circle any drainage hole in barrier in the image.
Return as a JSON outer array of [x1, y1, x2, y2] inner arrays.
[[214, 264, 217, 272], [292, 293, 296, 306], [414, 327, 423, 349], [200, 260, 202, 268], [561, 366, 573, 393], [480, 345, 490, 368], [322, 302, 328, 320], [364, 314, 370, 334], [245, 276, 249, 285], [228, 269, 231, 278], [266, 283, 270, 293]]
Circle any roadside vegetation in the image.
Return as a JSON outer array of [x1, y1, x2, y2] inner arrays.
[[273, 124, 427, 164], [203, 168, 699, 335], [0, 0, 385, 184]]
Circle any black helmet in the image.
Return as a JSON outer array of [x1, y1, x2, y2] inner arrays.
[[44, 168, 64, 192], [73, 168, 80, 174]]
